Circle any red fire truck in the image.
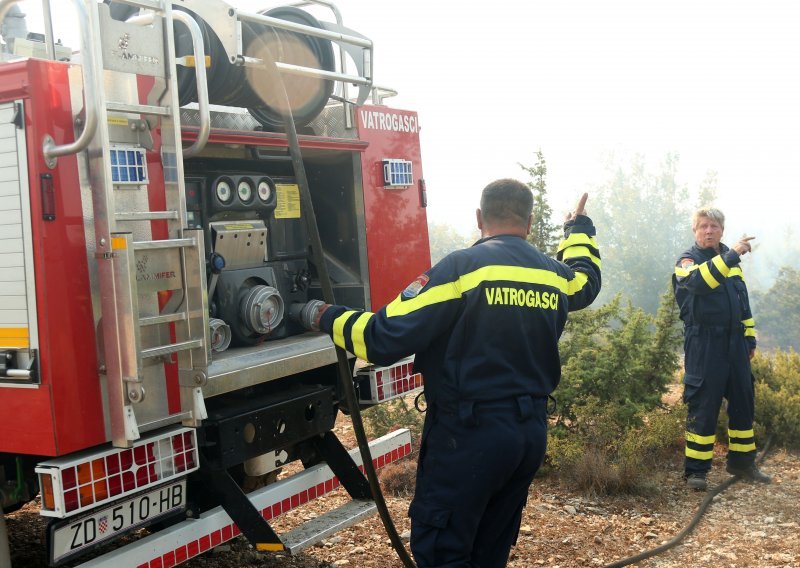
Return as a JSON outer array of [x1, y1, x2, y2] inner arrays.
[[0, 1, 428, 565]]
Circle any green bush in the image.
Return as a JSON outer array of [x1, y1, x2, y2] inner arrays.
[[547, 400, 685, 495], [752, 349, 800, 449], [555, 289, 682, 431]]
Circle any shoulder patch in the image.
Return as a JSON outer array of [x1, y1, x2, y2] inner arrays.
[[680, 258, 695, 268], [402, 274, 430, 299]]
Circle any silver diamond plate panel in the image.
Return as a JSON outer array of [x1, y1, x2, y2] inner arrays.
[[308, 105, 356, 139]]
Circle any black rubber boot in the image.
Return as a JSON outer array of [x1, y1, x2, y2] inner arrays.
[[726, 463, 771, 483], [684, 472, 708, 491]]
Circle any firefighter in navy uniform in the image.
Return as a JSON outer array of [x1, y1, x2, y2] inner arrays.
[[673, 206, 770, 491], [292, 179, 601, 567]]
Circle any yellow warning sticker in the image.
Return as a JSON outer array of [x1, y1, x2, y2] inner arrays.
[[274, 184, 301, 219], [223, 223, 255, 230], [107, 116, 129, 127]]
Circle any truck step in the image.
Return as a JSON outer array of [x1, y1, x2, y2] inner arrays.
[[281, 499, 377, 554]]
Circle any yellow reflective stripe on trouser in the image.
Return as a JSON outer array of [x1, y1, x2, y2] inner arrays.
[[744, 328, 756, 337], [350, 312, 373, 361], [332, 310, 358, 349], [560, 245, 601, 269], [557, 232, 599, 253], [685, 447, 714, 460], [728, 429, 756, 453], [741, 318, 755, 327], [686, 430, 715, 460], [686, 432, 716, 444], [729, 428, 754, 437], [698, 262, 720, 288], [386, 265, 572, 317], [712, 254, 730, 277]]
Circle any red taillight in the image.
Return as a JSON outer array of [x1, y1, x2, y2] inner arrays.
[[36, 427, 199, 519]]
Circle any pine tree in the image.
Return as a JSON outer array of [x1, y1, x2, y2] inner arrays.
[[519, 150, 559, 255], [697, 170, 718, 207]]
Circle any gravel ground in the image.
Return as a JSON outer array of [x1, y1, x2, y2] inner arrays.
[[6, 426, 799, 568]]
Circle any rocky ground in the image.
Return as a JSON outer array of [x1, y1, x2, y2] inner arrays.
[[6, 422, 799, 568]]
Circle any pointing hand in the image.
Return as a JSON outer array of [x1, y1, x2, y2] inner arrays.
[[565, 193, 589, 222], [732, 236, 755, 256]]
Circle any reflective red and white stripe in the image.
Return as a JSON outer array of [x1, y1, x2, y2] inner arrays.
[[37, 426, 199, 518], [356, 357, 423, 404], [75, 429, 413, 568]]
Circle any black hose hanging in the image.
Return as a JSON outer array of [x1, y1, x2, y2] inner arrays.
[[252, 31, 417, 568]]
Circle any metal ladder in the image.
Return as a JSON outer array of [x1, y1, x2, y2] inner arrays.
[[70, 0, 211, 447]]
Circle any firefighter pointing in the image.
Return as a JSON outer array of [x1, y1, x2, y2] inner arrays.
[[673, 207, 770, 491], [293, 180, 601, 567]]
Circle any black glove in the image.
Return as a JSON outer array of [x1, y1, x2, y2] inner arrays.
[[289, 300, 330, 332]]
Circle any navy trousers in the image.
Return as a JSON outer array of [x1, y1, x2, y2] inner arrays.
[[408, 396, 547, 568], [683, 325, 756, 474]]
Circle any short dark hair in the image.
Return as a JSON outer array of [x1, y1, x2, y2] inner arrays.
[[479, 178, 533, 225]]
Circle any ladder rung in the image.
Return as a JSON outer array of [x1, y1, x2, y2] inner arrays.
[[140, 313, 187, 326], [133, 238, 196, 251], [117, 211, 180, 222], [141, 339, 204, 359], [107, 102, 171, 116]]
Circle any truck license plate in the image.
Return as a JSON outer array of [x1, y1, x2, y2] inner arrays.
[[50, 480, 186, 565]]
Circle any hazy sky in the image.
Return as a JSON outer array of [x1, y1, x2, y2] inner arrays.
[[15, 0, 800, 279]]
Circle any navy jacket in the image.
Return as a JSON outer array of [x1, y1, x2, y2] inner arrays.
[[319, 216, 601, 407], [672, 242, 757, 350]]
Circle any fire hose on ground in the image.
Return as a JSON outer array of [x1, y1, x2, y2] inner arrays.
[[603, 436, 773, 568]]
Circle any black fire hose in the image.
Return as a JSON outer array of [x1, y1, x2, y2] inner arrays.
[[603, 437, 773, 568], [254, 39, 417, 568]]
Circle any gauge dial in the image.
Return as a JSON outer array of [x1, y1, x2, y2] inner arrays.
[[216, 179, 232, 203], [257, 179, 272, 202], [237, 179, 253, 203]]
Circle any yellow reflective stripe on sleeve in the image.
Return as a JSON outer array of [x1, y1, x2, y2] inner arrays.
[[557, 232, 599, 253], [729, 442, 756, 452], [741, 318, 755, 327], [712, 255, 730, 277], [332, 310, 357, 349], [385, 282, 461, 317], [698, 263, 720, 288], [560, 245, 601, 269], [729, 267, 744, 280], [728, 428, 754, 438], [744, 328, 756, 337], [386, 265, 574, 317], [675, 263, 702, 278], [350, 312, 373, 361], [685, 447, 714, 460], [567, 271, 589, 296], [686, 432, 716, 444]]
